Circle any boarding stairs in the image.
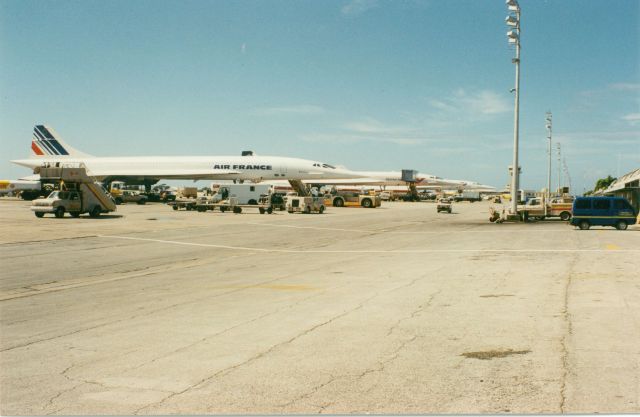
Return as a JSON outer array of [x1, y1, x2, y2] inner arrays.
[[289, 179, 310, 197]]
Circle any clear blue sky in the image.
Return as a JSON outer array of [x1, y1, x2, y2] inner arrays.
[[1, 0, 638, 193]]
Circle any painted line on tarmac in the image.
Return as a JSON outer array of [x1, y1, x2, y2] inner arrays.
[[245, 222, 572, 234], [99, 235, 640, 254]]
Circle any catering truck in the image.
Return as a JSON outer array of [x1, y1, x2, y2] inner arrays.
[[212, 184, 272, 205], [30, 165, 116, 218]]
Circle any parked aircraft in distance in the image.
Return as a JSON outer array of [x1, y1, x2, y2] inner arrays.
[[291, 171, 496, 191], [11, 125, 364, 187]]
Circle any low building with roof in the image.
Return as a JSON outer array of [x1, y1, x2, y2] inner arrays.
[[602, 168, 640, 215]]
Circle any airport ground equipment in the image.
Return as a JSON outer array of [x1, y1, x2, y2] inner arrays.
[[170, 198, 199, 211], [323, 190, 381, 208], [436, 198, 453, 213], [260, 193, 286, 211], [30, 166, 116, 218], [212, 184, 273, 205], [401, 169, 420, 201], [187, 197, 274, 214], [287, 196, 326, 214], [117, 190, 148, 205], [288, 179, 310, 197], [177, 187, 198, 199], [453, 190, 482, 202]]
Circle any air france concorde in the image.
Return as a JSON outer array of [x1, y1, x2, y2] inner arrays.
[[11, 125, 364, 185]]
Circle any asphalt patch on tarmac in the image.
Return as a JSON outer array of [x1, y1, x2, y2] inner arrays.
[[461, 349, 531, 360]]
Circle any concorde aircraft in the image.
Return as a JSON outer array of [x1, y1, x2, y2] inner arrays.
[[299, 172, 495, 191], [11, 125, 364, 188]]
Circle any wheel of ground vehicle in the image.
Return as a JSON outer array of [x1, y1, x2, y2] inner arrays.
[[115, 197, 123, 205], [137, 199, 146, 205], [560, 211, 571, 221], [288, 210, 293, 214], [35, 212, 44, 218], [615, 220, 628, 230], [319, 205, 325, 214], [578, 220, 590, 230], [220, 206, 227, 213], [233, 206, 242, 214], [248, 199, 258, 205], [361, 198, 372, 208], [89, 206, 101, 218], [54, 207, 65, 218], [197, 207, 206, 212], [267, 207, 273, 214], [70, 212, 81, 218], [333, 197, 344, 207], [259, 207, 265, 214], [304, 205, 311, 214], [172, 205, 178, 211]]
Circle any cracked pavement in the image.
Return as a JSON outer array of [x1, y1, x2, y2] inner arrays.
[[1, 199, 639, 414]]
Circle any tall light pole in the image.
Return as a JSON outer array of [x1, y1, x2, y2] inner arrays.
[[545, 112, 552, 201], [544, 111, 552, 214], [506, 0, 521, 214], [557, 142, 562, 193]]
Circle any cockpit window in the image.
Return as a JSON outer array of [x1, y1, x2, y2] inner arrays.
[[312, 162, 336, 169]]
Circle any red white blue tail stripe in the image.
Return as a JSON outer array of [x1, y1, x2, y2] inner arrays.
[[31, 125, 69, 156]]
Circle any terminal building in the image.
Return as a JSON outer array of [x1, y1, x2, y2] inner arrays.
[[601, 168, 640, 214]]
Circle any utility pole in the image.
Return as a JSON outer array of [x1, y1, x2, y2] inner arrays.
[[545, 112, 552, 201], [556, 143, 562, 193], [506, 0, 521, 213], [563, 157, 571, 193]]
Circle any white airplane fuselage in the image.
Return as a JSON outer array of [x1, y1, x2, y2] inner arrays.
[[12, 155, 360, 182]]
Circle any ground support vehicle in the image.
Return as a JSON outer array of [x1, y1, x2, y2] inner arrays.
[[259, 194, 286, 211], [170, 198, 199, 211], [191, 197, 274, 214], [517, 197, 573, 221], [453, 191, 481, 202], [287, 196, 326, 214], [116, 190, 148, 205], [31, 166, 116, 218], [212, 184, 273, 205], [570, 196, 637, 230], [437, 198, 452, 213], [177, 187, 198, 199], [324, 191, 381, 208], [258, 193, 287, 211]]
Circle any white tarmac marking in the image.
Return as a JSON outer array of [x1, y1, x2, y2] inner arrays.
[[99, 235, 640, 254], [245, 222, 573, 234]]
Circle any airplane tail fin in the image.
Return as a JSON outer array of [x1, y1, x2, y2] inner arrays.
[[31, 125, 92, 157]]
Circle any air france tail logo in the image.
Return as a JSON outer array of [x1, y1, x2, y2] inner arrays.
[[31, 125, 69, 156]]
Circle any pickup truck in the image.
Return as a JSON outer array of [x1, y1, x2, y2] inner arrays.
[[518, 197, 573, 221], [115, 190, 148, 205]]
